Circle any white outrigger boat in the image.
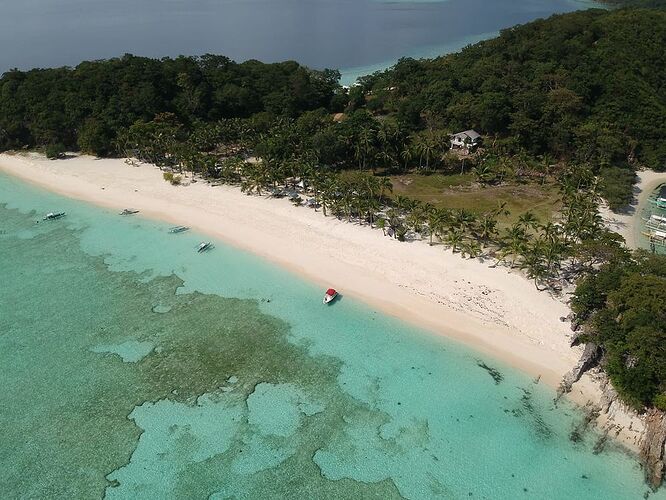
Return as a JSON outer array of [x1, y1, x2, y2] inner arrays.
[[169, 226, 190, 234], [120, 208, 140, 215], [323, 288, 338, 305], [197, 241, 214, 253], [43, 212, 66, 221], [645, 214, 666, 231], [649, 185, 666, 209]]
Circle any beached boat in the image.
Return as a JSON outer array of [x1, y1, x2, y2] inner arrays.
[[120, 209, 139, 215], [169, 226, 190, 234], [649, 185, 666, 209], [323, 288, 338, 304], [645, 214, 666, 231], [642, 229, 666, 247], [43, 212, 66, 221], [197, 241, 214, 253]]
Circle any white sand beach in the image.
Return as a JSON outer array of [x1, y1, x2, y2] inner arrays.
[[0, 152, 585, 383], [3, 151, 653, 451]]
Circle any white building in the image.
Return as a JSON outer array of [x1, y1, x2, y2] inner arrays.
[[450, 130, 482, 150]]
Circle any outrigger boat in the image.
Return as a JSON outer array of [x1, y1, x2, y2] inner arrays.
[[120, 208, 140, 215], [644, 214, 666, 231], [169, 226, 190, 234], [197, 241, 213, 253], [43, 212, 66, 221], [323, 288, 338, 305], [642, 229, 666, 247], [649, 185, 666, 209]]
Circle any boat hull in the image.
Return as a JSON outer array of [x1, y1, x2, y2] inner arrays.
[[323, 293, 338, 304]]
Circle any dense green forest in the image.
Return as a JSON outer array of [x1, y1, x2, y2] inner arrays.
[[361, 8, 666, 171], [573, 251, 666, 411], [0, 55, 341, 155], [604, 0, 666, 7], [1, 8, 665, 208]]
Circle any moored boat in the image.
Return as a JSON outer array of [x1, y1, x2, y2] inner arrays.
[[43, 212, 66, 221], [197, 241, 213, 253], [649, 185, 666, 209], [645, 214, 666, 231], [120, 209, 140, 215], [642, 229, 666, 247], [323, 288, 338, 304], [169, 226, 190, 234]]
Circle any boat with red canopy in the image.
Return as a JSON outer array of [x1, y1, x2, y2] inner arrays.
[[323, 288, 338, 304]]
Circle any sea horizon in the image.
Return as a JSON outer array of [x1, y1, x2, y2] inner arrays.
[[0, 0, 606, 84]]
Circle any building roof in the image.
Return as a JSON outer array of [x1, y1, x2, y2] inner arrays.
[[452, 129, 481, 141]]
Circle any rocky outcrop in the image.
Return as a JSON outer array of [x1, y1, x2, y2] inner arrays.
[[641, 409, 666, 489], [558, 342, 602, 396], [559, 317, 665, 490], [569, 371, 665, 490]]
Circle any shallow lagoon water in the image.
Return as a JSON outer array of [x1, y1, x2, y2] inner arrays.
[[1, 0, 602, 84], [0, 172, 662, 499]]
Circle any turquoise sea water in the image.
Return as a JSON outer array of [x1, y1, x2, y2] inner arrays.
[[0, 172, 662, 499]]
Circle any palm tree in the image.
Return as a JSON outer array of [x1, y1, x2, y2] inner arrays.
[[356, 126, 375, 171], [498, 223, 528, 267], [521, 242, 549, 290], [406, 207, 426, 236], [375, 149, 394, 171], [241, 163, 269, 195], [400, 145, 413, 171], [386, 208, 403, 239], [365, 198, 382, 227], [541, 237, 564, 277], [460, 239, 482, 259], [518, 211, 540, 232], [452, 209, 477, 235], [537, 153, 554, 185], [423, 204, 441, 245], [394, 195, 412, 215], [539, 221, 560, 243], [477, 214, 498, 247], [376, 217, 387, 236], [319, 176, 337, 217], [446, 228, 465, 253], [416, 133, 438, 171], [376, 122, 398, 171], [377, 176, 393, 201], [472, 162, 496, 184]]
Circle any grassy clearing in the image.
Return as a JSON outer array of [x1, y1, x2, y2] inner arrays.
[[390, 173, 561, 225]]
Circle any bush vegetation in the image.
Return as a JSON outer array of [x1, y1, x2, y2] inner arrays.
[[572, 252, 666, 410]]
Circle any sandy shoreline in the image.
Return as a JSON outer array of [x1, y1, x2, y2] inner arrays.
[[3, 151, 654, 452], [1, 152, 586, 383]]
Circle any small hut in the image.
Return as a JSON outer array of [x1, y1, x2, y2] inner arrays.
[[450, 130, 482, 151]]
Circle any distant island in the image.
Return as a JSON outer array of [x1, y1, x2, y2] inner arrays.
[[1, 3, 665, 489]]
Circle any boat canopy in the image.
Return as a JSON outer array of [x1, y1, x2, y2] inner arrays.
[[326, 288, 336, 296]]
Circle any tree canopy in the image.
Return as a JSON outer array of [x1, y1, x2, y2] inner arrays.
[[361, 8, 666, 172], [0, 54, 340, 154], [572, 252, 666, 410]]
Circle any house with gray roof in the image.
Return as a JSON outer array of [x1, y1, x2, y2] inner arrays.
[[450, 130, 482, 150]]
